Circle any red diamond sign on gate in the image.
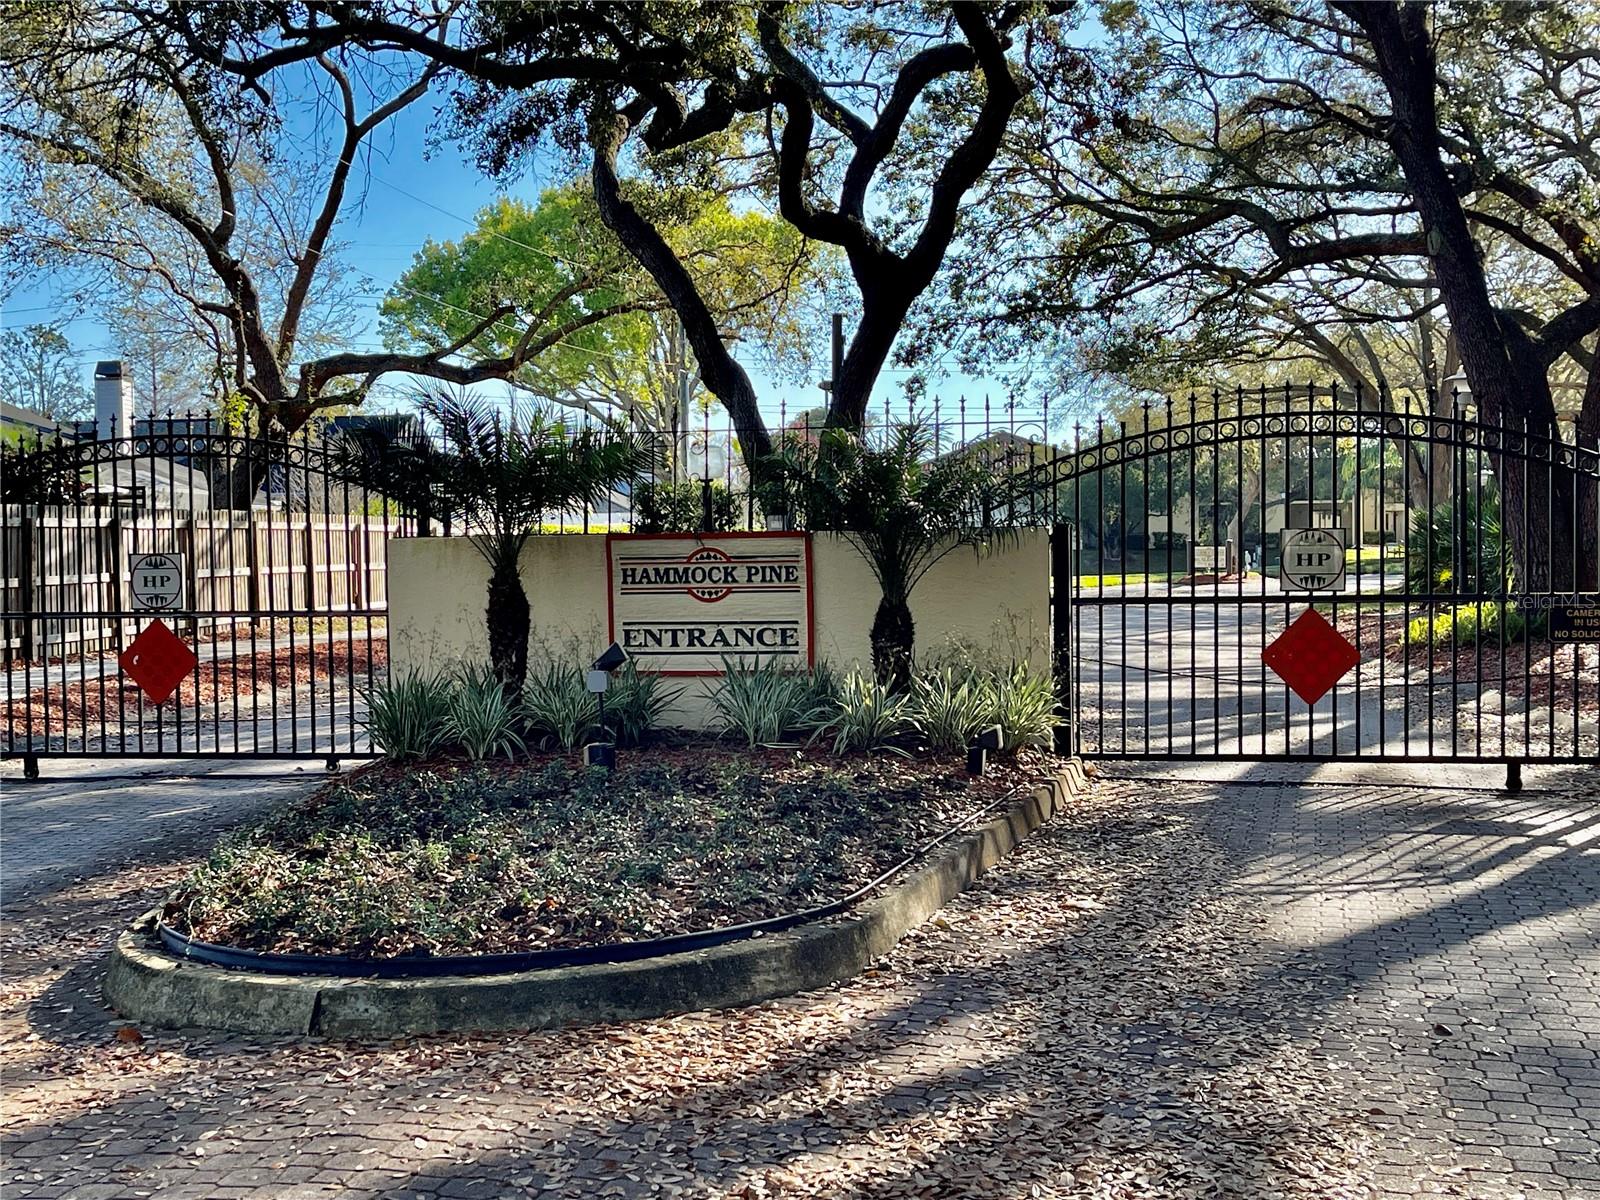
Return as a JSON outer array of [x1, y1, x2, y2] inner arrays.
[[119, 618, 197, 705], [1263, 607, 1359, 705]]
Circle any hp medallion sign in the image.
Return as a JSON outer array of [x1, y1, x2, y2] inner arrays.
[[1279, 528, 1346, 592], [129, 552, 186, 611]]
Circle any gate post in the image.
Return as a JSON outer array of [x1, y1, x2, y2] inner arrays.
[[108, 510, 127, 655], [245, 513, 262, 629], [18, 513, 35, 661], [1051, 523, 1076, 755]]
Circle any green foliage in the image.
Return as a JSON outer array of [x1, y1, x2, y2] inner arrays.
[[986, 664, 1058, 751], [711, 658, 833, 748], [601, 662, 681, 747], [1406, 601, 1526, 648], [903, 663, 1058, 753], [1407, 489, 1508, 595], [362, 669, 453, 761], [446, 664, 527, 761], [907, 667, 994, 753], [819, 668, 911, 755], [632, 479, 741, 533], [380, 187, 822, 429], [765, 423, 1022, 690], [167, 752, 990, 958], [521, 663, 600, 751], [0, 442, 86, 503], [336, 392, 649, 695]]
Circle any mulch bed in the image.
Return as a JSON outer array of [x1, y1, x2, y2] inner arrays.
[[1335, 610, 1599, 713], [5, 639, 386, 740], [163, 747, 1058, 961]]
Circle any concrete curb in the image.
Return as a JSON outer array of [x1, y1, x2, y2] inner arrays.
[[104, 758, 1090, 1037]]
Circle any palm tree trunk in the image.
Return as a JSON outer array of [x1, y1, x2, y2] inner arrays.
[[871, 593, 916, 694], [485, 554, 530, 700]]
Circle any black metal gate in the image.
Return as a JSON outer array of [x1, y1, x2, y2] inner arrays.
[[1038, 389, 1599, 772], [3, 421, 417, 771]]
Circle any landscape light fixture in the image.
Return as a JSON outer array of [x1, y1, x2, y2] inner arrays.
[[584, 642, 629, 770], [967, 726, 1003, 776]]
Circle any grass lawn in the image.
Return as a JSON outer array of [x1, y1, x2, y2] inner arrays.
[[165, 747, 1051, 960], [1346, 546, 1406, 573], [1077, 572, 1180, 588]]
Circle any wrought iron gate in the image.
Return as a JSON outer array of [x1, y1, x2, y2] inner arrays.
[[3, 422, 417, 772], [1038, 390, 1599, 772]]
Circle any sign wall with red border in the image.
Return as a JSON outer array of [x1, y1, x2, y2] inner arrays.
[[606, 533, 815, 676]]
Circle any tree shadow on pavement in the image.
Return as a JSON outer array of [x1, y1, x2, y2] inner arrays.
[[6, 763, 1597, 1199]]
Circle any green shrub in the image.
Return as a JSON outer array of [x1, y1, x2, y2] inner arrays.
[[712, 658, 833, 748], [362, 668, 454, 761], [602, 662, 681, 747], [908, 667, 993, 752], [986, 663, 1058, 750], [803, 658, 841, 710], [633, 480, 741, 533], [447, 664, 527, 760], [1405, 600, 1526, 648], [522, 662, 600, 750], [821, 668, 911, 755], [1407, 489, 1507, 595]]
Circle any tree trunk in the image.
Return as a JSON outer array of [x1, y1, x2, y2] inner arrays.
[[485, 554, 531, 700], [1337, 1, 1577, 592], [589, 109, 772, 469], [870, 592, 916, 694], [1226, 464, 1261, 567], [1578, 365, 1599, 591], [826, 299, 911, 432]]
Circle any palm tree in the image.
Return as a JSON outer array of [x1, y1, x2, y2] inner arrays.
[[337, 391, 649, 697], [767, 423, 1019, 692]]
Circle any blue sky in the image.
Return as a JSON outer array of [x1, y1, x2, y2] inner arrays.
[[2, 79, 1053, 430]]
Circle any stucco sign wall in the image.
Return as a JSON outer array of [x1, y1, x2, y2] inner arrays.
[[607, 533, 814, 674]]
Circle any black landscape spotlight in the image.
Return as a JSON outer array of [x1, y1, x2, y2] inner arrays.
[[584, 641, 629, 770], [967, 725, 1003, 776]]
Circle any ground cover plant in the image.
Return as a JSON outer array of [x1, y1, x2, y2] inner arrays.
[[165, 748, 1052, 960]]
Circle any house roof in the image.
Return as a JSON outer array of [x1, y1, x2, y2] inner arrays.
[[0, 399, 64, 437]]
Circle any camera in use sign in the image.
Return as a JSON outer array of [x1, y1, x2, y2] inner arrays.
[[129, 552, 186, 611], [1279, 528, 1347, 592], [608, 533, 813, 675]]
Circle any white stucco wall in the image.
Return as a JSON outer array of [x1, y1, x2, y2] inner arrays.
[[388, 530, 1050, 729]]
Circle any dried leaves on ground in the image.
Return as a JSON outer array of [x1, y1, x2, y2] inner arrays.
[[2, 775, 1387, 1199], [7, 638, 386, 739], [166, 747, 1053, 959]]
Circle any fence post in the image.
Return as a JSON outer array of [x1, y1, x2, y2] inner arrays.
[[304, 515, 318, 613], [1051, 523, 1075, 756], [18, 513, 35, 661], [246, 513, 263, 629], [185, 513, 200, 641], [108, 510, 127, 654]]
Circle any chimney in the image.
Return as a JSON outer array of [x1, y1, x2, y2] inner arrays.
[[94, 360, 134, 438]]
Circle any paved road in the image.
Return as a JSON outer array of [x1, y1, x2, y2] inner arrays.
[[0, 758, 326, 903], [2, 757, 1596, 1197], [1073, 581, 1599, 761], [1170, 761, 1600, 1198]]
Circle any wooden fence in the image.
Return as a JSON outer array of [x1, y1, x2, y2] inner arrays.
[[1, 505, 400, 661]]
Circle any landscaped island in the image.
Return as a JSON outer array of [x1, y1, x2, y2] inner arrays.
[[164, 745, 1057, 961]]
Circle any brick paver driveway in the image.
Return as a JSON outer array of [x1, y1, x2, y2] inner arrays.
[[1191, 764, 1600, 1198], [2, 758, 1595, 1198]]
